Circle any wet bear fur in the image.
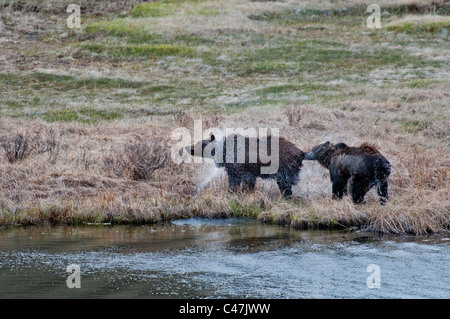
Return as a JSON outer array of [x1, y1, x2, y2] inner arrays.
[[305, 141, 391, 204], [186, 134, 305, 197]]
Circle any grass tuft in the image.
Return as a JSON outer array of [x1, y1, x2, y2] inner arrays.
[[131, 2, 176, 18], [386, 15, 450, 33], [43, 108, 123, 124], [81, 43, 196, 59]]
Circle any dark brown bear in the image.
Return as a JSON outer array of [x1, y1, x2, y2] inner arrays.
[[304, 141, 391, 204], [185, 134, 305, 197]]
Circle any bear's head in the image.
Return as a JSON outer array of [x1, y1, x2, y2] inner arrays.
[[304, 141, 331, 161], [304, 141, 340, 168], [185, 134, 218, 159]]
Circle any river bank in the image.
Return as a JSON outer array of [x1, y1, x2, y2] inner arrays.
[[0, 0, 449, 234]]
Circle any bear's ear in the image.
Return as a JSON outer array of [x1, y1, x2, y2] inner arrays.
[[210, 134, 215, 142], [324, 141, 331, 147]]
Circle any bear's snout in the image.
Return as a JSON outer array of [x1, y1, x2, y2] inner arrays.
[[185, 145, 194, 155], [304, 152, 315, 160]]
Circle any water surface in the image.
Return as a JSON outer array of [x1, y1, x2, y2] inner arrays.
[[0, 218, 448, 298]]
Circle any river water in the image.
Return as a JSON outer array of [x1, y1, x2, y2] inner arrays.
[[0, 218, 448, 298]]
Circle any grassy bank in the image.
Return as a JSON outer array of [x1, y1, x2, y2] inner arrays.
[[0, 0, 449, 234]]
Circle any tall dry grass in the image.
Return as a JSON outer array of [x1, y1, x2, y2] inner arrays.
[[0, 108, 448, 235]]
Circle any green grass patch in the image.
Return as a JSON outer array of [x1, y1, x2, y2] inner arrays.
[[248, 2, 449, 24], [229, 199, 263, 219], [248, 6, 366, 25], [43, 109, 79, 122], [4, 100, 25, 109], [0, 73, 21, 86], [221, 81, 341, 111], [248, 3, 449, 28], [0, 73, 154, 114], [405, 79, 440, 88], [16, 72, 147, 91], [139, 85, 175, 95], [0, 72, 224, 116], [84, 18, 214, 46], [43, 108, 123, 124], [223, 98, 281, 112], [81, 43, 195, 59], [1, 73, 195, 94], [386, 20, 450, 33], [226, 40, 350, 75], [130, 0, 208, 18], [197, 8, 220, 16], [401, 119, 431, 133], [131, 2, 176, 18], [226, 39, 428, 76], [84, 19, 155, 42], [254, 84, 304, 95]]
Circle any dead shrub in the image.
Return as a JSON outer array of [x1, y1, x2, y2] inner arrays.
[[404, 0, 449, 14], [284, 102, 335, 129], [174, 111, 195, 129], [104, 139, 170, 181], [1, 134, 32, 163], [103, 150, 124, 178], [390, 146, 448, 191], [203, 113, 224, 129], [174, 110, 224, 131], [0, 130, 61, 164], [423, 120, 450, 139], [284, 103, 304, 126], [124, 141, 169, 181]]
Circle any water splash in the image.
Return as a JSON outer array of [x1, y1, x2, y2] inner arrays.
[[197, 163, 226, 190]]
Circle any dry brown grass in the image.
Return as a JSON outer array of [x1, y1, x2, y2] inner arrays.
[[0, 97, 448, 235], [0, 108, 448, 235], [0, 0, 448, 234]]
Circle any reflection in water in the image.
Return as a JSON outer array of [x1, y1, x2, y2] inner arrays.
[[0, 218, 448, 298]]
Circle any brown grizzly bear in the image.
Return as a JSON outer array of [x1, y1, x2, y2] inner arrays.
[[185, 133, 305, 197], [304, 141, 391, 204]]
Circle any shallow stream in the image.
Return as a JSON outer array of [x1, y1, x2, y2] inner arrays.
[[0, 218, 448, 298]]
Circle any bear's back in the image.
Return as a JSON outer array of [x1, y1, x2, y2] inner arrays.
[[220, 135, 304, 176]]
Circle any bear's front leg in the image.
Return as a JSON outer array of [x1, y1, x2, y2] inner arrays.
[[376, 180, 388, 205], [227, 170, 241, 192], [331, 174, 347, 200], [276, 179, 293, 198], [241, 173, 257, 193]]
